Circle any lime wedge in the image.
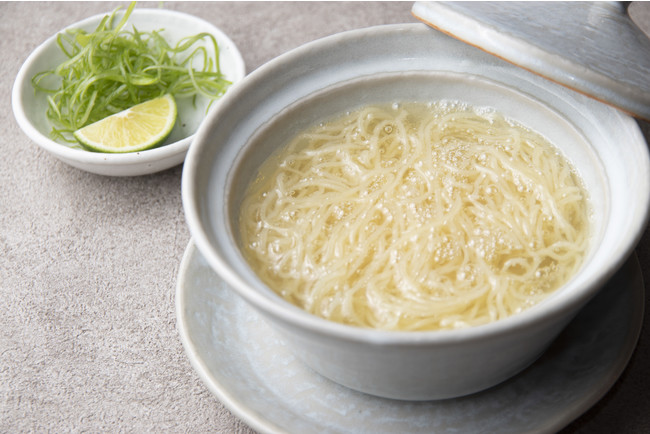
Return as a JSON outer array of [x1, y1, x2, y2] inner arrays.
[[73, 94, 177, 153]]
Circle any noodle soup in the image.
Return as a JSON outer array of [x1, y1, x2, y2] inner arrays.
[[186, 24, 650, 400], [239, 102, 591, 331]]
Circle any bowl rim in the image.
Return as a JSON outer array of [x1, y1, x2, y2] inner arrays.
[[11, 7, 246, 172], [183, 23, 650, 345]]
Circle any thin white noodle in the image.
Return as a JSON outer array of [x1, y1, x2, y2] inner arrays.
[[239, 102, 591, 331]]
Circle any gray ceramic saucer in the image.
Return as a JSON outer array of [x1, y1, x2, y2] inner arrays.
[[176, 241, 643, 434]]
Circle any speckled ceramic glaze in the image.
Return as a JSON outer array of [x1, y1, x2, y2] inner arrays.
[[176, 242, 643, 433], [182, 24, 650, 400], [412, 1, 650, 120], [12, 8, 245, 176]]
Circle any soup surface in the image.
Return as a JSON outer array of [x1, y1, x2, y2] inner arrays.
[[238, 102, 591, 331]]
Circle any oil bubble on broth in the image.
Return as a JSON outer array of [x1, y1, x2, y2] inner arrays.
[[238, 101, 591, 331]]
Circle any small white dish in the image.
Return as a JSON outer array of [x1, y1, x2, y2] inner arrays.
[[176, 240, 644, 434], [12, 8, 245, 176]]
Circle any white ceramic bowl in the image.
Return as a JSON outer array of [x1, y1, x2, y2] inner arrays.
[[182, 24, 650, 400], [12, 8, 245, 177]]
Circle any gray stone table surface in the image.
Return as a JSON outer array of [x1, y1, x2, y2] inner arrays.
[[1, 1, 649, 432]]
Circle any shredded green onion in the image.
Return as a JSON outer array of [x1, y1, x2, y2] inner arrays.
[[32, 2, 231, 142]]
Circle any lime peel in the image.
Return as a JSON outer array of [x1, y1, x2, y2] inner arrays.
[[73, 94, 177, 153]]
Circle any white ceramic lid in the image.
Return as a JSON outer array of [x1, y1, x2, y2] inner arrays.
[[412, 1, 650, 120]]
